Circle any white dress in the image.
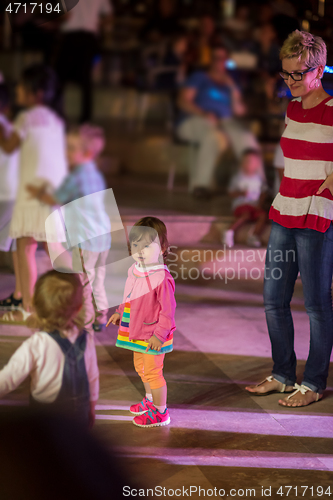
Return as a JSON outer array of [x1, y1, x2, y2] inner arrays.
[[10, 105, 67, 241]]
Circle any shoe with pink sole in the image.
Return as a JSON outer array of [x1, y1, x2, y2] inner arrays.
[[133, 406, 170, 428], [130, 397, 155, 416]]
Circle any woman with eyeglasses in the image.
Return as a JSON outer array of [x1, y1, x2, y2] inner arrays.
[[246, 30, 333, 407]]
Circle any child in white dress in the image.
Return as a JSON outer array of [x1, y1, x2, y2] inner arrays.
[[0, 65, 67, 322], [0, 83, 21, 310]]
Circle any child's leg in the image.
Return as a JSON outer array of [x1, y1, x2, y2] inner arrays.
[[133, 352, 152, 399], [151, 385, 167, 411], [133, 352, 166, 408], [91, 250, 109, 325], [253, 212, 268, 236], [143, 353, 167, 412], [229, 212, 251, 232], [42, 241, 72, 271], [143, 382, 152, 400], [17, 237, 38, 312], [73, 248, 96, 334], [12, 250, 22, 300]]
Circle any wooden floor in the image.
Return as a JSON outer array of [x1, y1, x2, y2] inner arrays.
[[0, 252, 332, 499]]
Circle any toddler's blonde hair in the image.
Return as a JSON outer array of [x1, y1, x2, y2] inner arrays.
[[69, 123, 105, 159], [280, 30, 327, 68], [28, 270, 84, 333]]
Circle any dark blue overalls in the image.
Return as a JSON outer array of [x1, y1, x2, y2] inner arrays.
[[30, 330, 90, 427]]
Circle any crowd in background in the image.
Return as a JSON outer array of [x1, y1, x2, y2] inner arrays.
[[3, 0, 332, 121]]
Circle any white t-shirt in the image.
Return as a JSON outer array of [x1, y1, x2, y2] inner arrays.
[[0, 114, 19, 201], [14, 105, 67, 206], [62, 0, 112, 34], [0, 330, 99, 403], [229, 171, 264, 210]]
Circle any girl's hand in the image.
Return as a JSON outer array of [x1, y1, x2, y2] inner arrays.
[[26, 183, 47, 200], [146, 336, 162, 352], [106, 313, 120, 327], [26, 184, 42, 199], [317, 173, 333, 196]]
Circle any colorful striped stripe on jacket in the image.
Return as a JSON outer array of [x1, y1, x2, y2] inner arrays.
[[116, 302, 173, 355]]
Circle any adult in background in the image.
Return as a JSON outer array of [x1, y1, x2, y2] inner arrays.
[[246, 31, 333, 407], [177, 43, 259, 198], [56, 0, 113, 123], [140, 0, 181, 44]]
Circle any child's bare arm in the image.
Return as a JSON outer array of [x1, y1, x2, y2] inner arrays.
[[0, 127, 21, 154], [26, 184, 57, 205], [0, 337, 35, 398]]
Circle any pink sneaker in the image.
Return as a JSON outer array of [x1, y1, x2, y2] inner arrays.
[[130, 397, 154, 416], [133, 406, 170, 428]]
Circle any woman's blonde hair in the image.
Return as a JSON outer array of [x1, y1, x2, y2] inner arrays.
[[28, 270, 84, 333], [280, 30, 327, 67]]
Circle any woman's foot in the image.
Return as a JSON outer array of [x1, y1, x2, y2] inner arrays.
[[279, 384, 322, 407], [0, 293, 23, 311], [246, 375, 294, 395]]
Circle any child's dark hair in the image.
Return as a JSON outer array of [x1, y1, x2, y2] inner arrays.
[[28, 270, 83, 333], [0, 83, 10, 112], [21, 64, 59, 109], [129, 216, 169, 263]]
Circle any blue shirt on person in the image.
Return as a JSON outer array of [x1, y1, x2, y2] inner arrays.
[[178, 71, 233, 124], [54, 161, 111, 253]]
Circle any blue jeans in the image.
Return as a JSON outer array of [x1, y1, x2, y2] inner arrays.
[[264, 221, 333, 393]]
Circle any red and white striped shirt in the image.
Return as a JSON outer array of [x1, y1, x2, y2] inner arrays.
[[269, 95, 333, 232]]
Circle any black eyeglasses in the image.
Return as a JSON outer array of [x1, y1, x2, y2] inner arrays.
[[279, 67, 316, 81]]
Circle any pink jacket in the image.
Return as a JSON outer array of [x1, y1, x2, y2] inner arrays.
[[116, 263, 176, 343]]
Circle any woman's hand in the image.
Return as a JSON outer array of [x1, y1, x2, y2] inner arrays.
[[316, 173, 333, 196], [146, 336, 162, 352], [106, 313, 120, 327]]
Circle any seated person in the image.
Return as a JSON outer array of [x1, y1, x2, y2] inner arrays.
[[223, 149, 268, 248], [176, 43, 260, 198]]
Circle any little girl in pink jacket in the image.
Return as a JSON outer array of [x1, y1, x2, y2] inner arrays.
[[107, 216, 176, 428]]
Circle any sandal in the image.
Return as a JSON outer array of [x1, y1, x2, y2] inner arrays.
[[279, 384, 323, 407], [245, 375, 294, 396], [0, 293, 23, 311], [0, 307, 31, 325]]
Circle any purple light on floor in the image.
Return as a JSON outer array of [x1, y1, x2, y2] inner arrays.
[[93, 405, 333, 439], [116, 446, 333, 471]]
